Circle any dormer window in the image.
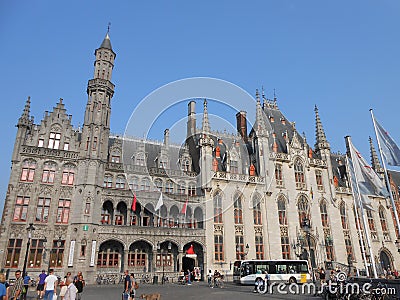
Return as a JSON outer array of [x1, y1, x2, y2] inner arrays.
[[48, 132, 61, 149], [159, 159, 167, 169], [38, 139, 44, 147], [63, 143, 69, 151], [182, 159, 190, 172]]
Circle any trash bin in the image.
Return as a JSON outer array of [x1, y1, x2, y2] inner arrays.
[[153, 275, 158, 284]]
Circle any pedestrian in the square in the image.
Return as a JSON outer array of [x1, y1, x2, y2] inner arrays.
[[37, 270, 47, 299], [64, 277, 78, 300], [44, 269, 58, 300], [9, 270, 23, 300], [74, 275, 84, 300]]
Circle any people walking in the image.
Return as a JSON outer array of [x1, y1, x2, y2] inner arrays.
[[207, 270, 213, 287], [74, 275, 84, 300], [64, 277, 78, 300], [9, 270, 24, 300], [186, 269, 192, 285], [44, 269, 58, 300], [0, 273, 7, 300], [37, 270, 47, 299], [20, 272, 30, 300], [122, 270, 131, 300], [129, 273, 137, 300]]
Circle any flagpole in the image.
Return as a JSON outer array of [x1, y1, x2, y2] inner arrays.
[[370, 109, 400, 237], [345, 155, 370, 277], [346, 136, 378, 278]]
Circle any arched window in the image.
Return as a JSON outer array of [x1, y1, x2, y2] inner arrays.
[[154, 179, 163, 192], [103, 174, 113, 188], [230, 159, 238, 174], [20, 160, 36, 182], [141, 178, 150, 191], [61, 165, 75, 185], [278, 197, 287, 226], [116, 176, 126, 189], [275, 164, 283, 187], [128, 177, 139, 191], [165, 180, 174, 194], [379, 206, 390, 241], [253, 194, 262, 225], [315, 170, 323, 191], [340, 202, 348, 230], [177, 181, 186, 195], [213, 192, 223, 223], [294, 158, 305, 189], [182, 159, 190, 172], [42, 162, 56, 184], [366, 209, 377, 240], [234, 194, 243, 224], [298, 196, 309, 227], [320, 201, 329, 227]]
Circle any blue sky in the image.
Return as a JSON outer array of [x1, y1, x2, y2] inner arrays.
[[1, 1, 400, 210]]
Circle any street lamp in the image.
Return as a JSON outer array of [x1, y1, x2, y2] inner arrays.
[[49, 236, 62, 272], [22, 223, 35, 277], [157, 241, 171, 284], [292, 236, 303, 258], [302, 218, 315, 284]]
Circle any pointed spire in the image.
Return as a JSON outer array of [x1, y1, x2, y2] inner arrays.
[[314, 105, 330, 151], [369, 136, 383, 173], [255, 89, 266, 134], [21, 96, 31, 119], [100, 24, 113, 50], [202, 99, 210, 133]]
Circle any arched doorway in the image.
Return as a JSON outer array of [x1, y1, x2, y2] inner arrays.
[[182, 242, 204, 280], [379, 249, 393, 272]]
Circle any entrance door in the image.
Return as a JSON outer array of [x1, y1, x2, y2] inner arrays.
[[182, 257, 195, 272]]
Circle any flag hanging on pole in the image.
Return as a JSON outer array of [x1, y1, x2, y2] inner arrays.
[[374, 118, 400, 166], [347, 156, 373, 210], [131, 193, 137, 212], [181, 198, 188, 215], [155, 193, 163, 211], [348, 139, 389, 199]]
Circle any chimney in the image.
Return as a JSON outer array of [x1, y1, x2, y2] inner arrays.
[[236, 110, 248, 143], [187, 101, 196, 138]]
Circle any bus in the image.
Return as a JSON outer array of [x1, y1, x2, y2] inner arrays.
[[233, 259, 311, 285]]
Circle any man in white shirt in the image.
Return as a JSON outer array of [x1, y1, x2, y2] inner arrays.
[[64, 276, 78, 300], [44, 269, 58, 300]]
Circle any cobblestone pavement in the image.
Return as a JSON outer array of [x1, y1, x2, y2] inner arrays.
[[26, 282, 319, 300]]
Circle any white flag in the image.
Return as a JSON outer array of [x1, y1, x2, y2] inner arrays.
[[349, 140, 389, 198], [155, 193, 163, 211]]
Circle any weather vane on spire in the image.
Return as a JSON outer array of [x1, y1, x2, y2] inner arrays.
[[107, 22, 111, 33]]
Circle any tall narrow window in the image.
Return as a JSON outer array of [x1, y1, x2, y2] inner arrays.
[[36, 197, 51, 223], [234, 195, 243, 224], [255, 235, 264, 259], [379, 206, 390, 240], [281, 236, 290, 259], [320, 201, 329, 228], [48, 132, 61, 149], [182, 159, 190, 172], [298, 196, 309, 227], [56, 199, 71, 224], [253, 195, 262, 225], [42, 162, 56, 183], [20, 160, 36, 182], [235, 235, 244, 260], [315, 170, 323, 191], [214, 235, 224, 262], [128, 177, 139, 191], [28, 239, 45, 268], [278, 198, 287, 226], [188, 182, 196, 196], [177, 182, 186, 194], [5, 239, 22, 267], [49, 239, 65, 267], [294, 159, 305, 189], [340, 202, 348, 230], [154, 179, 163, 192], [13, 196, 30, 221], [345, 237, 353, 260], [214, 192, 223, 223], [366, 209, 377, 240], [93, 137, 98, 150], [275, 164, 283, 187], [61, 165, 75, 185], [136, 153, 145, 166]]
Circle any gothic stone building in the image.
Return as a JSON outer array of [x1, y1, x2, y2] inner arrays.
[[1, 32, 400, 283]]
